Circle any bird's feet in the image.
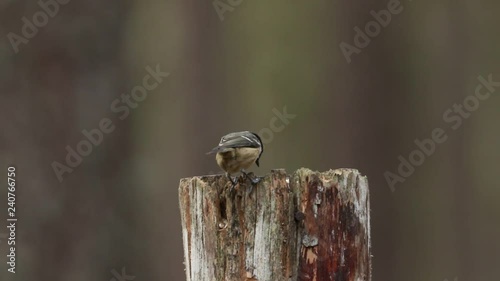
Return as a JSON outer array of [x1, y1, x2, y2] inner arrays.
[[241, 170, 262, 185], [226, 173, 238, 191]]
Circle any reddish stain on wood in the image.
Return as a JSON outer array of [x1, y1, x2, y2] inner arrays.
[[297, 172, 370, 281]]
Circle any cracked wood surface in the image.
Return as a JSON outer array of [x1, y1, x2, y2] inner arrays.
[[179, 168, 371, 281]]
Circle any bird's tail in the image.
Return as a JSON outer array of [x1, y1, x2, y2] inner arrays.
[[206, 146, 233, 155], [206, 146, 221, 155]]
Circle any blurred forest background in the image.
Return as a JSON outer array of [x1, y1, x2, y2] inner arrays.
[[0, 0, 499, 281]]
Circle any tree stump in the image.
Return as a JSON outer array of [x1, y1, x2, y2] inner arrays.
[[179, 168, 371, 281]]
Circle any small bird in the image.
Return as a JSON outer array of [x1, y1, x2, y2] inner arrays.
[[207, 131, 263, 185]]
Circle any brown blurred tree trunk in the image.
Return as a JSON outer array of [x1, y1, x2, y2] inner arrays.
[[0, 1, 133, 281]]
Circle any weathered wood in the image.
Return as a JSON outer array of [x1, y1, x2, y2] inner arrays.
[[179, 168, 371, 281]]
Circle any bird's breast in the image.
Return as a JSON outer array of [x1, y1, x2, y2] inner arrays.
[[216, 147, 259, 174]]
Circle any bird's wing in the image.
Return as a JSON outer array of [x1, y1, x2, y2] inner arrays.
[[206, 131, 260, 154], [219, 131, 261, 148]]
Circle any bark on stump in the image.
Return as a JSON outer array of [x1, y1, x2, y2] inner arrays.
[[179, 168, 371, 281]]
